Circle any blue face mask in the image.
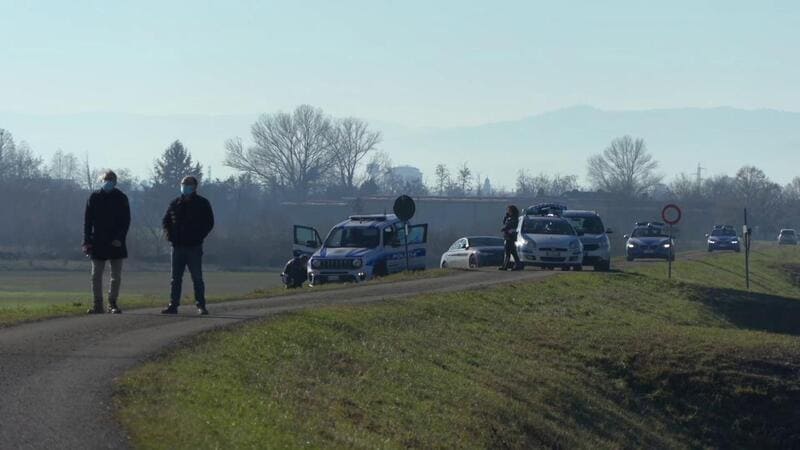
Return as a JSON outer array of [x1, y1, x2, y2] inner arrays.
[[181, 185, 195, 196], [101, 181, 115, 192]]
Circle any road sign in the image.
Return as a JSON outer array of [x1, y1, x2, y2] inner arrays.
[[393, 195, 416, 221], [661, 204, 682, 225]]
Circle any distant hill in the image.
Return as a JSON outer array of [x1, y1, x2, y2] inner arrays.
[[1, 106, 798, 188]]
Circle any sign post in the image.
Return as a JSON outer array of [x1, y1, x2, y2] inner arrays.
[[661, 204, 682, 280], [393, 195, 416, 271], [744, 208, 751, 290]]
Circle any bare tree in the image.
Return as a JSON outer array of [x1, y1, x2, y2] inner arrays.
[[434, 164, 450, 196], [330, 117, 381, 192], [456, 163, 472, 195], [587, 135, 661, 197], [225, 105, 334, 201], [48, 149, 80, 182]]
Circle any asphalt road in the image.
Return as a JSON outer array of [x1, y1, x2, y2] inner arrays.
[[0, 268, 556, 450]]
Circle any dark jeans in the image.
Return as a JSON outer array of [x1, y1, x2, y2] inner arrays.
[[170, 245, 205, 307], [503, 239, 521, 269]]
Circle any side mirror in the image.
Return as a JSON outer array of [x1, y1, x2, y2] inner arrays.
[[464, 244, 470, 249], [623, 234, 629, 239], [704, 233, 709, 238], [606, 228, 613, 234]]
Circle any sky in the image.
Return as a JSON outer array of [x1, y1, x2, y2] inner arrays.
[[2, 0, 798, 128]]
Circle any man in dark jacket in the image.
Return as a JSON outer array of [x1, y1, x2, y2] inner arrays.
[[83, 170, 131, 314], [161, 176, 214, 315], [282, 253, 309, 288]]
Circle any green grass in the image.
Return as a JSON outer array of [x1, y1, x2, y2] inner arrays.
[[116, 247, 800, 449], [0, 267, 454, 327]]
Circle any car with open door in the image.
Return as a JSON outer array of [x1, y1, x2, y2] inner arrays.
[[293, 214, 428, 285], [440, 236, 505, 269]]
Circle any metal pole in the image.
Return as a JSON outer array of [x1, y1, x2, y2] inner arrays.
[[404, 221, 410, 271], [744, 208, 750, 290], [668, 224, 673, 280]]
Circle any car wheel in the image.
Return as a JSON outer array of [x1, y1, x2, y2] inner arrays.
[[626, 255, 634, 262], [468, 255, 478, 269], [374, 261, 388, 277], [441, 261, 448, 269]]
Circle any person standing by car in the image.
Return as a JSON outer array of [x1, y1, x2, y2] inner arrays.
[[83, 170, 130, 314], [161, 176, 214, 315], [500, 205, 522, 270]]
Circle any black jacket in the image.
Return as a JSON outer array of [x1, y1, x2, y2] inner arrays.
[[502, 214, 518, 241], [162, 193, 214, 247], [83, 189, 131, 260]]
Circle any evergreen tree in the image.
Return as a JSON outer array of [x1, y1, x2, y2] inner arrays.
[[152, 140, 203, 187]]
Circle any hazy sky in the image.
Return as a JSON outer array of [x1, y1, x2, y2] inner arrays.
[[2, 0, 798, 127]]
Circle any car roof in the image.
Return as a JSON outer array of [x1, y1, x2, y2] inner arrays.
[[563, 210, 599, 218], [524, 215, 569, 222], [780, 229, 796, 232], [464, 236, 504, 241], [336, 214, 401, 228]]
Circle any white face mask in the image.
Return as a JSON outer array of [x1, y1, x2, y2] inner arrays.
[[102, 181, 116, 192]]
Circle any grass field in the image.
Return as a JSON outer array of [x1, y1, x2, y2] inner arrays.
[[116, 246, 800, 449], [0, 266, 454, 327]]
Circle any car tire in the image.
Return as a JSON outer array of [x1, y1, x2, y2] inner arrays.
[[441, 261, 448, 269], [374, 261, 388, 277], [626, 255, 634, 262], [468, 255, 478, 269]]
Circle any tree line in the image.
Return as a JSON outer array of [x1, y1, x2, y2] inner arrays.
[[1, 105, 798, 264]]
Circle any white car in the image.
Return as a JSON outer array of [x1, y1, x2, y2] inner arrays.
[[563, 210, 612, 271], [516, 206, 584, 271], [440, 236, 505, 269]]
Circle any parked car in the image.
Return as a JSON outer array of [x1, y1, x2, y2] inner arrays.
[[778, 229, 798, 245], [563, 210, 612, 271], [624, 222, 675, 261], [706, 225, 741, 252], [516, 203, 584, 271], [293, 214, 429, 285], [440, 236, 505, 269]]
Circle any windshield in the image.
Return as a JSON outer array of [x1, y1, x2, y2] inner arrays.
[[565, 216, 604, 235], [781, 230, 796, 236], [522, 218, 576, 235], [468, 237, 504, 247], [631, 227, 668, 238], [324, 226, 380, 248], [711, 229, 737, 237]]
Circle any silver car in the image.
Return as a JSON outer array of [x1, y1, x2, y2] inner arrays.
[[778, 229, 798, 245], [516, 214, 584, 271], [563, 210, 612, 271], [440, 236, 505, 269]]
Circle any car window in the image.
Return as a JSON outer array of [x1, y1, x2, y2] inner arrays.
[[468, 237, 504, 247], [565, 216, 604, 234], [711, 229, 736, 236], [522, 218, 576, 235], [325, 226, 380, 248], [631, 227, 668, 238], [782, 230, 796, 236]]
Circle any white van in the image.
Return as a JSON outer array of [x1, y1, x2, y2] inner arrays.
[[293, 214, 428, 284]]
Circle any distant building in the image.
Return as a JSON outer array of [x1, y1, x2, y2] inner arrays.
[[389, 165, 423, 184]]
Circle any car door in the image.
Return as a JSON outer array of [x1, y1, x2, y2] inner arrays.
[[406, 223, 429, 270], [293, 225, 322, 257], [442, 239, 463, 267], [451, 238, 469, 268]]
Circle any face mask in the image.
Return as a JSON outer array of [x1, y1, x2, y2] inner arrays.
[[102, 181, 115, 192], [181, 185, 195, 196]]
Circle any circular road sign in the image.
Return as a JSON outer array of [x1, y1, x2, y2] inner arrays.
[[393, 195, 416, 222], [661, 203, 682, 225]]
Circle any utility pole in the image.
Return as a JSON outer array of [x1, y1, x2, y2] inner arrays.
[[744, 208, 751, 290], [695, 163, 705, 185]]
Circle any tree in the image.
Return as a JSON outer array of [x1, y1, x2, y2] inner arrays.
[[785, 177, 800, 201], [516, 171, 579, 197], [456, 163, 472, 196], [330, 117, 381, 193], [434, 164, 451, 196], [587, 135, 661, 197], [225, 105, 334, 201], [48, 150, 79, 182], [152, 140, 202, 187], [0, 129, 42, 180]]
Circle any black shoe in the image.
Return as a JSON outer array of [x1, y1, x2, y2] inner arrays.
[[197, 306, 209, 315], [86, 305, 104, 314], [108, 304, 123, 314], [161, 304, 179, 314]]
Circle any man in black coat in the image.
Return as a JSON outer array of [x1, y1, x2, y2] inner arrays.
[[83, 170, 131, 314], [160, 176, 214, 315]]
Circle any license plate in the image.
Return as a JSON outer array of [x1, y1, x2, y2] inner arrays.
[[546, 252, 561, 257], [644, 249, 654, 254]]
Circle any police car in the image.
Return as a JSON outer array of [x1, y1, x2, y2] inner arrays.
[[624, 222, 675, 261], [293, 214, 428, 285], [706, 225, 741, 252], [516, 203, 584, 271]]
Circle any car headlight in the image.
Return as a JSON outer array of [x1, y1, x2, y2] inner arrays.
[[663, 243, 672, 248], [352, 258, 363, 268], [627, 243, 636, 248], [731, 240, 739, 244], [311, 259, 321, 269], [521, 239, 536, 250]]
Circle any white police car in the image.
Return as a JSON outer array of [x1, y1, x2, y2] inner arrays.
[[516, 203, 584, 271], [563, 210, 612, 271], [293, 214, 428, 285]]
